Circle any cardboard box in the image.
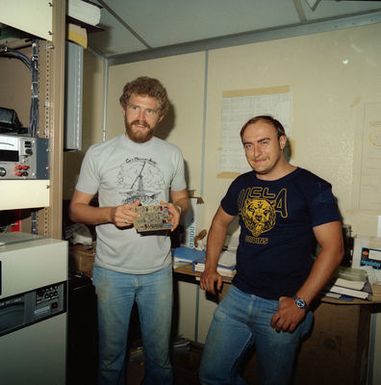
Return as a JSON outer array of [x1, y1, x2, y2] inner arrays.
[[292, 302, 371, 385], [239, 300, 371, 385], [181, 193, 205, 249], [70, 244, 95, 277]]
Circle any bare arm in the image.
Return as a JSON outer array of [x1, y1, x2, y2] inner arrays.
[[170, 188, 190, 214], [69, 189, 139, 227], [294, 220, 344, 304], [200, 206, 236, 294], [159, 188, 189, 231], [271, 220, 344, 332]]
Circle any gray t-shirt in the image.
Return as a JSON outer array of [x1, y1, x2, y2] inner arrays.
[[75, 134, 187, 274]]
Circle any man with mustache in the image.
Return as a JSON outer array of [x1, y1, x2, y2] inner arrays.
[[70, 76, 189, 385], [199, 115, 343, 385]]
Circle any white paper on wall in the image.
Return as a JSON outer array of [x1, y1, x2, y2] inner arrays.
[[219, 86, 292, 174]]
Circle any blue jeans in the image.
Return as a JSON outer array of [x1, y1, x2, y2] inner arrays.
[[199, 285, 313, 385], [92, 264, 174, 385]]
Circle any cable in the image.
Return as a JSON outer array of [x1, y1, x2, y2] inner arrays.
[[29, 40, 39, 137], [0, 42, 39, 137], [0, 45, 31, 70]]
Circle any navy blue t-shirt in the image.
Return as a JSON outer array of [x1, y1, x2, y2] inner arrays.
[[221, 167, 341, 300]]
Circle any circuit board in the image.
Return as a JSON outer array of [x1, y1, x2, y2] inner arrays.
[[133, 205, 172, 232]]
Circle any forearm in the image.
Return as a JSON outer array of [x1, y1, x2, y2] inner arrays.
[[271, 221, 343, 332], [173, 196, 190, 214], [200, 206, 234, 293], [297, 250, 342, 305], [271, 247, 343, 332], [296, 221, 344, 305], [70, 202, 114, 225], [205, 222, 228, 271]]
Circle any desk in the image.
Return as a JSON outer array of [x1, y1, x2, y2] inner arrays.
[[175, 263, 232, 283], [69, 246, 376, 385], [174, 264, 377, 385]]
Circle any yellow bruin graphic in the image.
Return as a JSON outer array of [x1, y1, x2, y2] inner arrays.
[[239, 187, 288, 237]]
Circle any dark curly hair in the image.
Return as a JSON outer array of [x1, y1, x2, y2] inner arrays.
[[119, 76, 169, 117]]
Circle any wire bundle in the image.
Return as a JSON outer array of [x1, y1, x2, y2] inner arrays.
[[0, 40, 39, 137]]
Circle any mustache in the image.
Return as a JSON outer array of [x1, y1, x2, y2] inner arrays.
[[131, 119, 151, 129]]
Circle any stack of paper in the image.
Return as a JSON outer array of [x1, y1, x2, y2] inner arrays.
[[173, 246, 205, 268], [362, 266, 381, 301], [326, 266, 370, 300], [194, 250, 236, 278], [333, 266, 367, 289]]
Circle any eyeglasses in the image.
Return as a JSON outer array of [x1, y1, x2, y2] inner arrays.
[[127, 103, 159, 118]]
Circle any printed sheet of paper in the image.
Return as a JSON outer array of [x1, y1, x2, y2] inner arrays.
[[219, 87, 292, 175], [358, 102, 381, 211]]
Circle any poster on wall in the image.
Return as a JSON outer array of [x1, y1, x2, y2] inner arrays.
[[219, 86, 292, 176], [357, 102, 381, 212]]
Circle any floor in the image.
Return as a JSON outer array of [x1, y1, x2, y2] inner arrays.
[[67, 274, 259, 385], [67, 273, 206, 385], [126, 339, 259, 385], [126, 342, 203, 385]]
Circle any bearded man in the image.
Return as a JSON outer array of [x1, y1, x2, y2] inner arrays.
[[70, 76, 189, 385]]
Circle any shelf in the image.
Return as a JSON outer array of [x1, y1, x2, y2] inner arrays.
[[1, 180, 50, 210]]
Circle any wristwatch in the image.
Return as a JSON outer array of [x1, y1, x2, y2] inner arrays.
[[293, 296, 308, 311]]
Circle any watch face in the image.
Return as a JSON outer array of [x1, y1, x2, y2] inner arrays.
[[295, 297, 306, 309]]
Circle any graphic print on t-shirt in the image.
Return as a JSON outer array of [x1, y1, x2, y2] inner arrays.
[[239, 187, 288, 238], [116, 157, 165, 205]]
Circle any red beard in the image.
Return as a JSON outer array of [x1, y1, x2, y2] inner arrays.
[[125, 119, 154, 143]]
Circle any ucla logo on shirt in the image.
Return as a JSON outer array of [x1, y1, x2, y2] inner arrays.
[[238, 187, 288, 239]]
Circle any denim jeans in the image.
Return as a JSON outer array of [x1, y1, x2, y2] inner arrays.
[[199, 285, 313, 385], [92, 264, 173, 385]]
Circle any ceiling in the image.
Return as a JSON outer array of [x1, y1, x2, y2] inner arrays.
[[88, 0, 381, 64]]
